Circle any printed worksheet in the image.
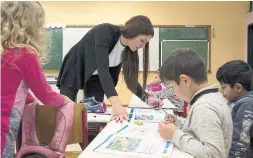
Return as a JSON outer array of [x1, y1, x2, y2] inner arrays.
[[119, 122, 160, 137], [94, 123, 174, 158], [129, 94, 177, 109], [129, 108, 174, 123]]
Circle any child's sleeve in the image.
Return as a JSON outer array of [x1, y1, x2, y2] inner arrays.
[[25, 92, 35, 104], [228, 101, 253, 158], [171, 104, 227, 158], [21, 53, 65, 107]]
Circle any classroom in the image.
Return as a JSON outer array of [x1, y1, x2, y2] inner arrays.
[[1, 1, 253, 158], [41, 1, 251, 105]]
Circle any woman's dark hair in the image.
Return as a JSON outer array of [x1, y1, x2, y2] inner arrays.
[[120, 15, 154, 94]]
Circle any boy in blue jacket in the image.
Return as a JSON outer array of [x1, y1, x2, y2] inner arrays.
[[216, 60, 253, 158]]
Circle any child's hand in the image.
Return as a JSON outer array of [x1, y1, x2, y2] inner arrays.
[[158, 122, 177, 140], [147, 90, 154, 96], [64, 96, 72, 104], [164, 114, 177, 124], [147, 97, 164, 109]]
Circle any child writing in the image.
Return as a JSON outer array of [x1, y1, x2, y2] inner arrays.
[[1, 2, 71, 157], [216, 60, 253, 158], [145, 70, 185, 112], [157, 48, 233, 158]]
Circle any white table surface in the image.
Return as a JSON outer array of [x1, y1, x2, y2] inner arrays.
[[78, 121, 193, 158], [87, 107, 127, 123], [87, 93, 178, 123]]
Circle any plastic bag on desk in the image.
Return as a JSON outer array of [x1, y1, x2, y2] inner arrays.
[[80, 96, 106, 113]]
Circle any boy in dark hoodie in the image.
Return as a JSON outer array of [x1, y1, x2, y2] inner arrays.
[[247, 123, 253, 158], [216, 60, 253, 158]]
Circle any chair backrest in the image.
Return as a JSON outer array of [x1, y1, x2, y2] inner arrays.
[[35, 103, 87, 145]]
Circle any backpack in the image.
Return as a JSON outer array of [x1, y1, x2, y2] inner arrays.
[[81, 96, 106, 113], [16, 101, 74, 158]]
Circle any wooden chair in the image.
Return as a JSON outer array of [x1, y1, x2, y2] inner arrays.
[[16, 103, 88, 154]]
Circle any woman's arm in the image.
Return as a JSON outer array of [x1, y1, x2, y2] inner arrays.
[[94, 24, 128, 121], [94, 24, 119, 98], [136, 83, 149, 101]]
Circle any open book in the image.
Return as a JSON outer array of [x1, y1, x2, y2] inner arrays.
[[94, 122, 174, 158], [129, 94, 177, 109]]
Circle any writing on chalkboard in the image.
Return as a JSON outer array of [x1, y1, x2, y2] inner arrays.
[[42, 28, 63, 71]]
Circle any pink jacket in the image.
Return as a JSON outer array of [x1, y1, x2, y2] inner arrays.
[[148, 83, 163, 92], [1, 47, 65, 157]]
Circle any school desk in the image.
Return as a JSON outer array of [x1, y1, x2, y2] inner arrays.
[[78, 121, 193, 158]]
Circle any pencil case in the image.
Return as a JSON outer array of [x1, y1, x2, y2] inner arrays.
[[81, 96, 106, 113]]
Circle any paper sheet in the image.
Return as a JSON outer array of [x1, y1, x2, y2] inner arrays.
[[94, 123, 174, 158], [129, 94, 177, 109], [129, 108, 168, 123], [163, 99, 177, 109]]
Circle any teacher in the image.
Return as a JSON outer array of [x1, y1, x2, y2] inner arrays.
[[57, 15, 163, 121]]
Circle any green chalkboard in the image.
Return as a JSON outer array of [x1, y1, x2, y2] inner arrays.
[[42, 29, 63, 70], [161, 41, 209, 70], [160, 27, 208, 40], [160, 27, 210, 71]]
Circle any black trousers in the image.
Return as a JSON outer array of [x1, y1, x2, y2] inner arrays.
[[60, 75, 105, 102]]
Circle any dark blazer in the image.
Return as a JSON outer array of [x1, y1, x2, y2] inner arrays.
[[57, 23, 147, 100]]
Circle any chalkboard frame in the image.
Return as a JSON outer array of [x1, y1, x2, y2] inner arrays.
[[157, 25, 211, 73]]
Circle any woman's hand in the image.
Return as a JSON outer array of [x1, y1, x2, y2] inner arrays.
[[147, 90, 154, 96], [111, 104, 129, 122], [108, 96, 129, 122]]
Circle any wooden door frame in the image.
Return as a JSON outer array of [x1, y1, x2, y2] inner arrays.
[[246, 12, 253, 62]]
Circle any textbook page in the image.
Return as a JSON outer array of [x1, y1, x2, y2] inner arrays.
[[129, 94, 177, 109], [129, 108, 173, 123], [94, 123, 174, 158]]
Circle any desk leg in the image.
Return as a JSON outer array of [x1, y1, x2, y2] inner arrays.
[[81, 110, 88, 150], [98, 123, 106, 133]]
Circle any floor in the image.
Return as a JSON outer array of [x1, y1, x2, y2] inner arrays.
[[65, 151, 81, 158], [65, 144, 82, 158]]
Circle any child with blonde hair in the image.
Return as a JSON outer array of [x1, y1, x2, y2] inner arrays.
[[1, 2, 70, 157]]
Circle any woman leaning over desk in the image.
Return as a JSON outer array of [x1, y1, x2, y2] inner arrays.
[[57, 15, 163, 121]]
